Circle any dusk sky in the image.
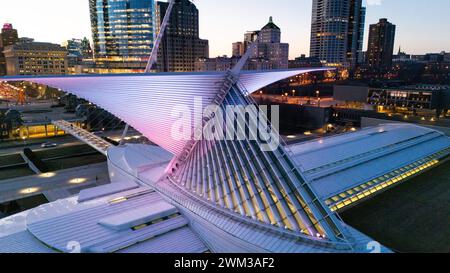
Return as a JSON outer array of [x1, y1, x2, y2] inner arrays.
[[1, 0, 449, 59]]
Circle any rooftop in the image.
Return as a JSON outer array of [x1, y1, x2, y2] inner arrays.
[[289, 123, 450, 208], [262, 16, 280, 30], [0, 188, 208, 253]]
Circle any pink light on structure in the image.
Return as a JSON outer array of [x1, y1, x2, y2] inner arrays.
[[2, 68, 331, 156], [2, 23, 13, 30], [239, 68, 332, 94]]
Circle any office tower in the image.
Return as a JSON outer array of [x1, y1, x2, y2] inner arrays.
[[250, 17, 289, 69], [310, 0, 366, 67], [3, 41, 68, 75], [367, 18, 396, 69], [232, 42, 245, 57], [89, 0, 156, 73], [201, 17, 289, 71], [0, 23, 19, 76], [156, 0, 209, 72]]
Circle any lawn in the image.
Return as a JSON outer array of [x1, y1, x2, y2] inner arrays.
[[0, 166, 35, 181], [0, 154, 25, 167], [45, 154, 106, 172], [34, 144, 98, 159], [341, 161, 450, 253]]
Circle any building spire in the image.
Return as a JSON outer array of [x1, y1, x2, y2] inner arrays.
[[269, 16, 273, 23]]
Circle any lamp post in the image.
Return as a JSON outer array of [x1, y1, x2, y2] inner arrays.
[[316, 90, 320, 107]]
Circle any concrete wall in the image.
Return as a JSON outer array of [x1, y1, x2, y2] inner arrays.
[[333, 85, 369, 103]]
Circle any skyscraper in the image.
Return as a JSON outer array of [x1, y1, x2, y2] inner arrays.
[[89, 0, 156, 73], [347, 1, 366, 66], [0, 23, 19, 76], [366, 18, 396, 70], [202, 17, 289, 71], [156, 0, 209, 72], [250, 17, 289, 69], [310, 0, 366, 68]]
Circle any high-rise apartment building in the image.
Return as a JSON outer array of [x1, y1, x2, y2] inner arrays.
[[156, 0, 209, 72], [0, 23, 19, 76], [310, 0, 366, 68], [366, 18, 396, 70], [89, 0, 156, 73]]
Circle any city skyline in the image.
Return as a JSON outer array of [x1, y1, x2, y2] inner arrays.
[[0, 0, 449, 59]]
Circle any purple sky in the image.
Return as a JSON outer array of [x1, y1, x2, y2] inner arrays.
[[1, 0, 449, 59]]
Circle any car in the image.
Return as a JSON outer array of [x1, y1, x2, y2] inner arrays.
[[41, 142, 58, 148]]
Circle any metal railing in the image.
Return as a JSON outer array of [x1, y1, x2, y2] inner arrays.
[[52, 120, 112, 155]]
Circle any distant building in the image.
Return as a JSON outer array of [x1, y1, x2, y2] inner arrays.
[[367, 19, 396, 70], [393, 47, 412, 62], [63, 38, 93, 59], [334, 84, 450, 116], [195, 56, 240, 72], [244, 30, 260, 51], [80, 37, 93, 59], [156, 0, 209, 72], [289, 55, 323, 68], [18, 37, 34, 44], [0, 23, 19, 48], [249, 17, 289, 69], [89, 0, 156, 73], [3, 41, 68, 76], [232, 42, 245, 57], [424, 53, 445, 63], [0, 23, 20, 76], [62, 38, 94, 73], [444, 52, 450, 63], [310, 0, 366, 68], [0, 109, 22, 140], [201, 17, 288, 72]]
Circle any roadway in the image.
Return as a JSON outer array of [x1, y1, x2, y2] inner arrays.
[[0, 162, 110, 204], [0, 128, 144, 156], [0, 135, 82, 155]]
